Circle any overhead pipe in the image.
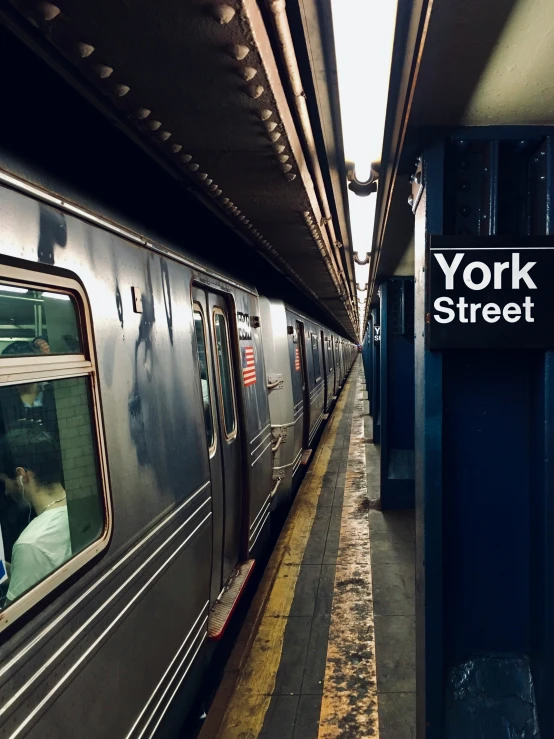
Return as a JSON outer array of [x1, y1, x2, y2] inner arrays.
[[264, 0, 356, 327]]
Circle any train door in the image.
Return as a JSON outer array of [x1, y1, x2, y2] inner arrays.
[[296, 320, 311, 448], [193, 287, 242, 603], [320, 330, 328, 410]]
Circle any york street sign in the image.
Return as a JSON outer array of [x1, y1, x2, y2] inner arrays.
[[428, 236, 554, 350]]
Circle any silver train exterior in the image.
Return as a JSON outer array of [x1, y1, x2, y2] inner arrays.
[[0, 170, 356, 738]]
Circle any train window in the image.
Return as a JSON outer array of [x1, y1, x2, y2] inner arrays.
[[193, 308, 215, 452], [0, 377, 103, 605], [0, 270, 110, 630], [213, 310, 236, 438], [311, 334, 321, 381], [0, 283, 82, 356]]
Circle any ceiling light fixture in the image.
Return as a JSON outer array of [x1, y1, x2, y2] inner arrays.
[[330, 0, 398, 336]]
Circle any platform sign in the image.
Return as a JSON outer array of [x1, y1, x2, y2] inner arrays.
[[373, 325, 381, 343], [428, 236, 554, 349]]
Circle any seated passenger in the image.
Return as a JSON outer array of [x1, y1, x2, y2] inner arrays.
[[0, 423, 71, 604], [0, 342, 60, 558]]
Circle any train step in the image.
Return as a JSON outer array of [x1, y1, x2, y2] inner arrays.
[[208, 559, 256, 641]]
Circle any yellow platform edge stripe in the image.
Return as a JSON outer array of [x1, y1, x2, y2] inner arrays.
[[208, 368, 355, 739]]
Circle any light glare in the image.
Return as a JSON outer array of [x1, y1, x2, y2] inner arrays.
[[43, 292, 71, 301], [0, 285, 28, 294]]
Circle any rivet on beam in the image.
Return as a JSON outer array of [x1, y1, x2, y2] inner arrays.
[[268, 132, 281, 142], [240, 67, 257, 81], [146, 120, 162, 131], [209, 184, 218, 192], [181, 153, 192, 162], [198, 173, 208, 181], [248, 85, 264, 99], [212, 4, 236, 24], [285, 173, 296, 181], [278, 154, 289, 163], [113, 84, 130, 97], [264, 121, 278, 132], [171, 144, 183, 154], [205, 178, 213, 186], [38, 3, 61, 21], [135, 108, 151, 120], [158, 131, 172, 141], [76, 42, 95, 58], [222, 198, 229, 204], [94, 64, 113, 79], [282, 164, 292, 173], [229, 44, 250, 61], [259, 109, 273, 121], [272, 144, 285, 154], [188, 163, 200, 171], [214, 188, 222, 196]]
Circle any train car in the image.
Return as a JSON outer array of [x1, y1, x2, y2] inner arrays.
[[0, 169, 355, 738], [259, 299, 348, 514]]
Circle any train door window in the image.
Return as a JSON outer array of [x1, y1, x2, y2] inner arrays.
[[193, 306, 215, 453], [213, 309, 236, 439], [0, 273, 109, 630], [311, 334, 321, 381]]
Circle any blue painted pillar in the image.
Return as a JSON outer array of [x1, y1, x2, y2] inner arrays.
[[362, 318, 372, 406], [371, 305, 381, 444], [414, 132, 554, 738], [379, 278, 415, 509]]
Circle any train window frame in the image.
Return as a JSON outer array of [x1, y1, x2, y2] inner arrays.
[[0, 265, 112, 633], [192, 302, 217, 458], [212, 307, 238, 442]]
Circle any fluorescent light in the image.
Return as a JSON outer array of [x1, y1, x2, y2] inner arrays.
[[0, 285, 28, 294], [43, 292, 70, 301], [330, 0, 398, 172], [330, 0, 398, 337]]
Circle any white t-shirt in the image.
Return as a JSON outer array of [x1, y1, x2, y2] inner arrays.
[[7, 506, 71, 602]]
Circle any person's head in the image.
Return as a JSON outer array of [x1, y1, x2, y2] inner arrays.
[[0, 423, 63, 508], [1, 341, 41, 357]]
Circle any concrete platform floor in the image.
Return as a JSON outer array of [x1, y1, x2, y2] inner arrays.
[[200, 360, 415, 738], [364, 399, 416, 739]]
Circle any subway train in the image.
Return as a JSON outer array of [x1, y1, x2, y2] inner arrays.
[[0, 167, 356, 738]]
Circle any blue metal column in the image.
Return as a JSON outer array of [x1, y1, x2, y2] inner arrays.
[[371, 304, 381, 444], [414, 132, 554, 738], [362, 317, 373, 408], [379, 278, 415, 509]]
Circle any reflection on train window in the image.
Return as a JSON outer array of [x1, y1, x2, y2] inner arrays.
[[213, 311, 236, 438], [311, 335, 321, 381], [0, 376, 104, 606], [193, 308, 215, 451], [0, 284, 81, 356]]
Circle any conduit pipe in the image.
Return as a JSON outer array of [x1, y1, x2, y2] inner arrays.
[[265, 0, 356, 326]]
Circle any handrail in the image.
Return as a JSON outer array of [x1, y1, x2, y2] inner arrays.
[[267, 380, 281, 390], [271, 434, 284, 453], [270, 476, 283, 499]]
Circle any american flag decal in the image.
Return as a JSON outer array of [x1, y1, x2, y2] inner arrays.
[[295, 347, 300, 371], [241, 346, 256, 387]]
